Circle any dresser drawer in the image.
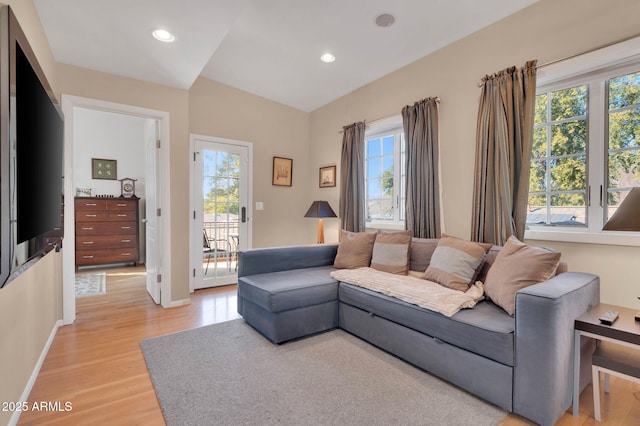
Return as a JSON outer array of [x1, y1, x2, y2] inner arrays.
[[107, 210, 137, 221], [76, 221, 137, 235], [76, 235, 137, 250], [75, 248, 138, 266], [107, 199, 137, 210], [76, 210, 108, 221], [75, 199, 107, 210]]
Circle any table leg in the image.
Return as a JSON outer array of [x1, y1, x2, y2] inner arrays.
[[573, 329, 581, 416]]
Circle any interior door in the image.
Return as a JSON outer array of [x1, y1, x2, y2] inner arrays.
[[191, 136, 250, 289], [145, 121, 161, 303]]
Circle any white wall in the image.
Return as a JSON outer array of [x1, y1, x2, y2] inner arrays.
[[72, 108, 147, 197]]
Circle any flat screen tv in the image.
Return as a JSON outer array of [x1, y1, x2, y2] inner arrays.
[[0, 6, 64, 288]]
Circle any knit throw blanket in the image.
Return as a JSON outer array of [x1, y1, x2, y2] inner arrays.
[[331, 267, 484, 317]]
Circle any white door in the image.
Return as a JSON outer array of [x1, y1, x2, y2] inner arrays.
[[145, 121, 161, 303], [191, 135, 251, 290]]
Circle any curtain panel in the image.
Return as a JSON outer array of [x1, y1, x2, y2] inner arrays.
[[339, 121, 366, 232], [471, 60, 537, 245], [402, 97, 441, 238]]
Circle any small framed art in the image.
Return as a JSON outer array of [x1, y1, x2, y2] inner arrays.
[[272, 156, 293, 186], [92, 158, 117, 180], [319, 165, 336, 188]]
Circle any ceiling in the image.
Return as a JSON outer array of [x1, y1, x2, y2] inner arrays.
[[34, 0, 538, 112]]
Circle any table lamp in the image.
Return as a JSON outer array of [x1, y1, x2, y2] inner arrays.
[[304, 201, 337, 244], [603, 187, 640, 231]]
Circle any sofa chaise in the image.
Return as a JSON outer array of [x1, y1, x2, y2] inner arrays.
[[237, 235, 599, 426]]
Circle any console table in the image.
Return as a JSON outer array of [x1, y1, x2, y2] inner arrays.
[[573, 303, 640, 416]]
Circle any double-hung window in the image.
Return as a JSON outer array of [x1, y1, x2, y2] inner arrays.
[[525, 37, 640, 245], [364, 118, 405, 229]]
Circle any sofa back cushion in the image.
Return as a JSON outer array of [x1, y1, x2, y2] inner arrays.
[[370, 230, 412, 275], [409, 238, 439, 272], [334, 230, 377, 269]]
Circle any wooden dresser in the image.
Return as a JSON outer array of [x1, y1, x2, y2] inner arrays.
[[75, 197, 139, 267]]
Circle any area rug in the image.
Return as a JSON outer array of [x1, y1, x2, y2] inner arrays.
[[140, 319, 506, 425], [74, 272, 106, 297]]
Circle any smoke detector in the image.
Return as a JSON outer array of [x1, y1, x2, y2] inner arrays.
[[375, 13, 395, 28]]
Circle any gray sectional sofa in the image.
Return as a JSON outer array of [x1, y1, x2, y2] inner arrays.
[[237, 238, 599, 426]]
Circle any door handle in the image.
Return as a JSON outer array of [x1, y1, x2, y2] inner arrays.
[[241, 207, 246, 223]]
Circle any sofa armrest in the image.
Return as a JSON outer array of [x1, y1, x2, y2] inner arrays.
[[513, 272, 599, 426], [238, 244, 338, 277]]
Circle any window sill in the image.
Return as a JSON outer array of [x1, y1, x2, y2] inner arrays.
[[525, 228, 640, 247], [366, 222, 406, 231]]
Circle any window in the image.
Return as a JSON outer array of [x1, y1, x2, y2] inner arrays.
[[529, 84, 588, 226], [607, 70, 640, 221], [526, 41, 640, 245], [365, 121, 405, 228]]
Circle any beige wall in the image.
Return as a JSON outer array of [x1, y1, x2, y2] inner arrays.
[[0, 2, 63, 425], [309, 0, 640, 309], [189, 77, 314, 247]]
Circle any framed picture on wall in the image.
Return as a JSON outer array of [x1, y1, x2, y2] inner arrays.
[[92, 158, 117, 180], [319, 165, 336, 188], [272, 156, 293, 186]]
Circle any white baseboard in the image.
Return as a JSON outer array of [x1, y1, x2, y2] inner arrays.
[[163, 298, 191, 308], [9, 319, 63, 426]]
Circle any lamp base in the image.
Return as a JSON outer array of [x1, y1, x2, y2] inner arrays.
[[317, 218, 325, 244]]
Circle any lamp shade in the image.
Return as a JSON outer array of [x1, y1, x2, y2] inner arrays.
[[603, 187, 640, 231], [304, 201, 337, 218]]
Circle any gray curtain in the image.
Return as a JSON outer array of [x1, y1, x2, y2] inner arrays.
[[339, 121, 366, 232], [402, 97, 440, 238], [471, 60, 537, 245]]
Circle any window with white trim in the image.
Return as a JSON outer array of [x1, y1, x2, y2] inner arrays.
[[364, 121, 405, 228], [526, 55, 640, 243]]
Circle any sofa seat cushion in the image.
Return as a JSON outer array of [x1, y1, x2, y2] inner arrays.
[[339, 283, 515, 366], [238, 266, 338, 313]]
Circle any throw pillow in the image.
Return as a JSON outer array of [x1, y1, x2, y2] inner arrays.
[[484, 236, 561, 316], [423, 235, 487, 292], [333, 230, 377, 269], [370, 230, 412, 275]]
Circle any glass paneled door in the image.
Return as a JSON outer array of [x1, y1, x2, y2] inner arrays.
[[191, 136, 250, 289]]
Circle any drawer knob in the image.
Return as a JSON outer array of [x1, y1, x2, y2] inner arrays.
[[121, 239, 131, 243], [86, 214, 97, 217], [117, 203, 127, 207], [121, 226, 131, 229], [81, 227, 94, 231], [121, 253, 131, 256], [117, 214, 127, 217], [82, 255, 94, 259], [82, 241, 94, 245], [85, 203, 97, 206]]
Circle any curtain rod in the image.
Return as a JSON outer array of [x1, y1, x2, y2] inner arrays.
[[537, 32, 640, 69], [337, 97, 440, 134], [478, 33, 640, 87]]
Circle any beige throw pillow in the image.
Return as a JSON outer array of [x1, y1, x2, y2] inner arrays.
[[370, 230, 412, 275], [423, 235, 487, 292], [333, 230, 377, 269], [484, 236, 561, 316]]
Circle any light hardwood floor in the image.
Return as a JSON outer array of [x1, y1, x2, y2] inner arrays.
[[17, 265, 640, 425]]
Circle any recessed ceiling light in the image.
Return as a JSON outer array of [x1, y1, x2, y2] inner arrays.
[[375, 13, 395, 27], [152, 29, 175, 43], [320, 53, 335, 63]]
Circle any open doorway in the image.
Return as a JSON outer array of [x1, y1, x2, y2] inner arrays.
[[61, 95, 171, 325]]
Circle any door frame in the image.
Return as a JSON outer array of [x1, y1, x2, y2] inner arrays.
[[189, 133, 253, 292], [61, 95, 171, 324]]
